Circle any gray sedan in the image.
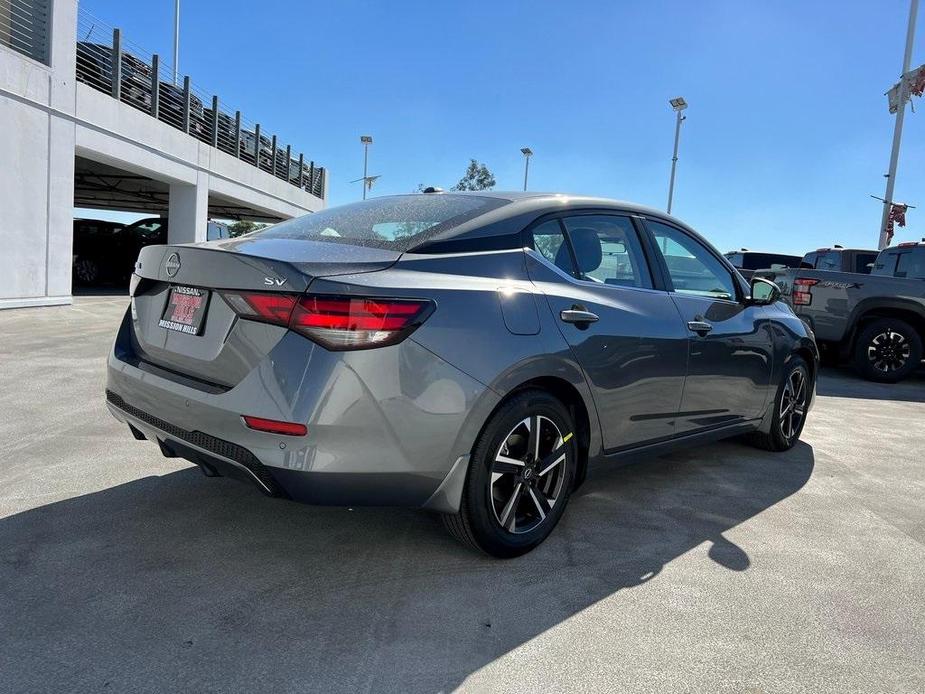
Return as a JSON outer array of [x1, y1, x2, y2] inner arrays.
[[106, 192, 817, 557]]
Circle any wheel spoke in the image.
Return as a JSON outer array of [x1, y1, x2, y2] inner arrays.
[[527, 415, 540, 461], [498, 483, 524, 532], [494, 455, 525, 472], [538, 451, 566, 477], [528, 487, 551, 520]]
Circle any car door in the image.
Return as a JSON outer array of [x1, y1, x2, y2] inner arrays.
[[526, 213, 688, 450], [643, 219, 774, 434]]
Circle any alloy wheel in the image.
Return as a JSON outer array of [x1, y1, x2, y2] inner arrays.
[[779, 367, 807, 442], [867, 329, 912, 374], [75, 258, 98, 284], [489, 415, 569, 535]]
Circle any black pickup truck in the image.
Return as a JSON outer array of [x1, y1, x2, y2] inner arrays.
[[757, 242, 925, 382]]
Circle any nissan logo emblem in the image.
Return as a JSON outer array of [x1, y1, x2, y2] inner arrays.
[[165, 253, 181, 278]]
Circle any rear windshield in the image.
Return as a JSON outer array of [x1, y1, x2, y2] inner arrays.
[[250, 195, 506, 251], [724, 252, 800, 270]]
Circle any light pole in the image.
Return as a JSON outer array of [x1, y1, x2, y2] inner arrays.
[[667, 96, 688, 215], [360, 135, 372, 200], [520, 147, 533, 191], [878, 0, 919, 250], [172, 0, 180, 85]]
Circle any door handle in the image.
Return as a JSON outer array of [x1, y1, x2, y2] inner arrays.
[[687, 320, 713, 335], [560, 309, 599, 325]]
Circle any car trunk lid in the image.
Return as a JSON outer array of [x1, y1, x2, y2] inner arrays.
[[128, 239, 400, 388]]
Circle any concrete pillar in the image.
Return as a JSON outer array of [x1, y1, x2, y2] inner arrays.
[[167, 173, 209, 244], [0, 0, 77, 309]]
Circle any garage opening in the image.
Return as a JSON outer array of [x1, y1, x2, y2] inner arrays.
[[73, 156, 282, 293]]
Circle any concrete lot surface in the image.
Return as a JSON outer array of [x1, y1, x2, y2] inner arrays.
[[1, 297, 923, 693]]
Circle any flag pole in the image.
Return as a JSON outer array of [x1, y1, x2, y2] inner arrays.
[[878, 0, 919, 250]]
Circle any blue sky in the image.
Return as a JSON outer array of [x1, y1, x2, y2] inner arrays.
[[78, 0, 925, 254]]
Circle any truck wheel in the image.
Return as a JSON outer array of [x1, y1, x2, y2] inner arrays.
[[853, 318, 923, 383]]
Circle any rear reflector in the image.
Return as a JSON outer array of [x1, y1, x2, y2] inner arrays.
[[221, 291, 434, 350], [242, 415, 307, 436]]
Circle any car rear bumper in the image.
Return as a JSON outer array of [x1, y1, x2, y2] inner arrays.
[[106, 311, 500, 511]]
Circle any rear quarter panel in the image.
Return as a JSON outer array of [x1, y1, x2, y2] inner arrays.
[[308, 249, 604, 461]]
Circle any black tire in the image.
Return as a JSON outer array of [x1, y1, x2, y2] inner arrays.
[[745, 356, 811, 452], [853, 318, 923, 383], [73, 257, 100, 286], [443, 389, 577, 558]]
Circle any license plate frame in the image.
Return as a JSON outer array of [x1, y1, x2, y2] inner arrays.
[[158, 286, 211, 336]]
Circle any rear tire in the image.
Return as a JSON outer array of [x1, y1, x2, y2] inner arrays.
[[853, 318, 922, 383], [745, 356, 811, 452], [443, 389, 577, 558]]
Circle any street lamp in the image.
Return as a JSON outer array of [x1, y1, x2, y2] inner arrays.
[[520, 147, 533, 191], [172, 0, 180, 85], [360, 135, 373, 200], [667, 97, 688, 215]]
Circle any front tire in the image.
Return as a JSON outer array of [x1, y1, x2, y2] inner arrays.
[[443, 389, 577, 558], [853, 318, 922, 383], [746, 356, 811, 452]]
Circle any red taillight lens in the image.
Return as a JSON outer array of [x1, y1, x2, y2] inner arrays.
[[792, 278, 818, 306], [242, 415, 307, 436], [290, 295, 434, 350], [222, 291, 298, 324], [221, 291, 433, 350]]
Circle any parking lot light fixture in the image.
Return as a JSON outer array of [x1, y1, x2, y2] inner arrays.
[[520, 147, 533, 191], [667, 97, 688, 214], [360, 135, 373, 200]]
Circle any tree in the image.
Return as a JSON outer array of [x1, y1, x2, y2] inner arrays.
[[228, 220, 268, 238], [451, 159, 496, 191]]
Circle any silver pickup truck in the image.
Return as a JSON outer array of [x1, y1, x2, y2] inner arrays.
[[757, 242, 925, 382]]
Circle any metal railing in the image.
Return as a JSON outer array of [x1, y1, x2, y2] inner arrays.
[[75, 7, 325, 199], [0, 0, 50, 64]]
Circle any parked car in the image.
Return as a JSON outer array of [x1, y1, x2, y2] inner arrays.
[[239, 130, 273, 167], [72, 219, 125, 284], [106, 192, 817, 557], [768, 241, 925, 382], [73, 217, 228, 285], [724, 249, 802, 281], [203, 108, 238, 155], [76, 42, 152, 112], [73, 217, 164, 286], [156, 82, 206, 137]]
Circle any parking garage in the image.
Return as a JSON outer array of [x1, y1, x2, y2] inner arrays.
[[0, 0, 327, 308]]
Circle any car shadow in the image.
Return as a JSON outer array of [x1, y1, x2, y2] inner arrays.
[[816, 365, 925, 403], [1, 440, 814, 693]]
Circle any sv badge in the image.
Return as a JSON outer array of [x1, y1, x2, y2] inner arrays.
[[264, 276, 287, 287]]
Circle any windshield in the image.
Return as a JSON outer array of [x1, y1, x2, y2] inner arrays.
[[250, 195, 506, 251]]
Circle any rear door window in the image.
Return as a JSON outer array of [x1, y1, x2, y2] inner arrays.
[[854, 253, 877, 273], [895, 249, 925, 278], [530, 221, 576, 276], [561, 215, 652, 288], [816, 251, 841, 271]]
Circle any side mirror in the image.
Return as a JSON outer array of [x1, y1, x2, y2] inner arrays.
[[749, 277, 781, 305]]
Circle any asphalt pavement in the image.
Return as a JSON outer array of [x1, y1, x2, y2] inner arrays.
[[1, 296, 923, 693]]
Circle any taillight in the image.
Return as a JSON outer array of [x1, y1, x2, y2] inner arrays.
[[290, 296, 434, 350], [241, 415, 307, 436], [221, 292, 434, 350], [792, 278, 818, 306]]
